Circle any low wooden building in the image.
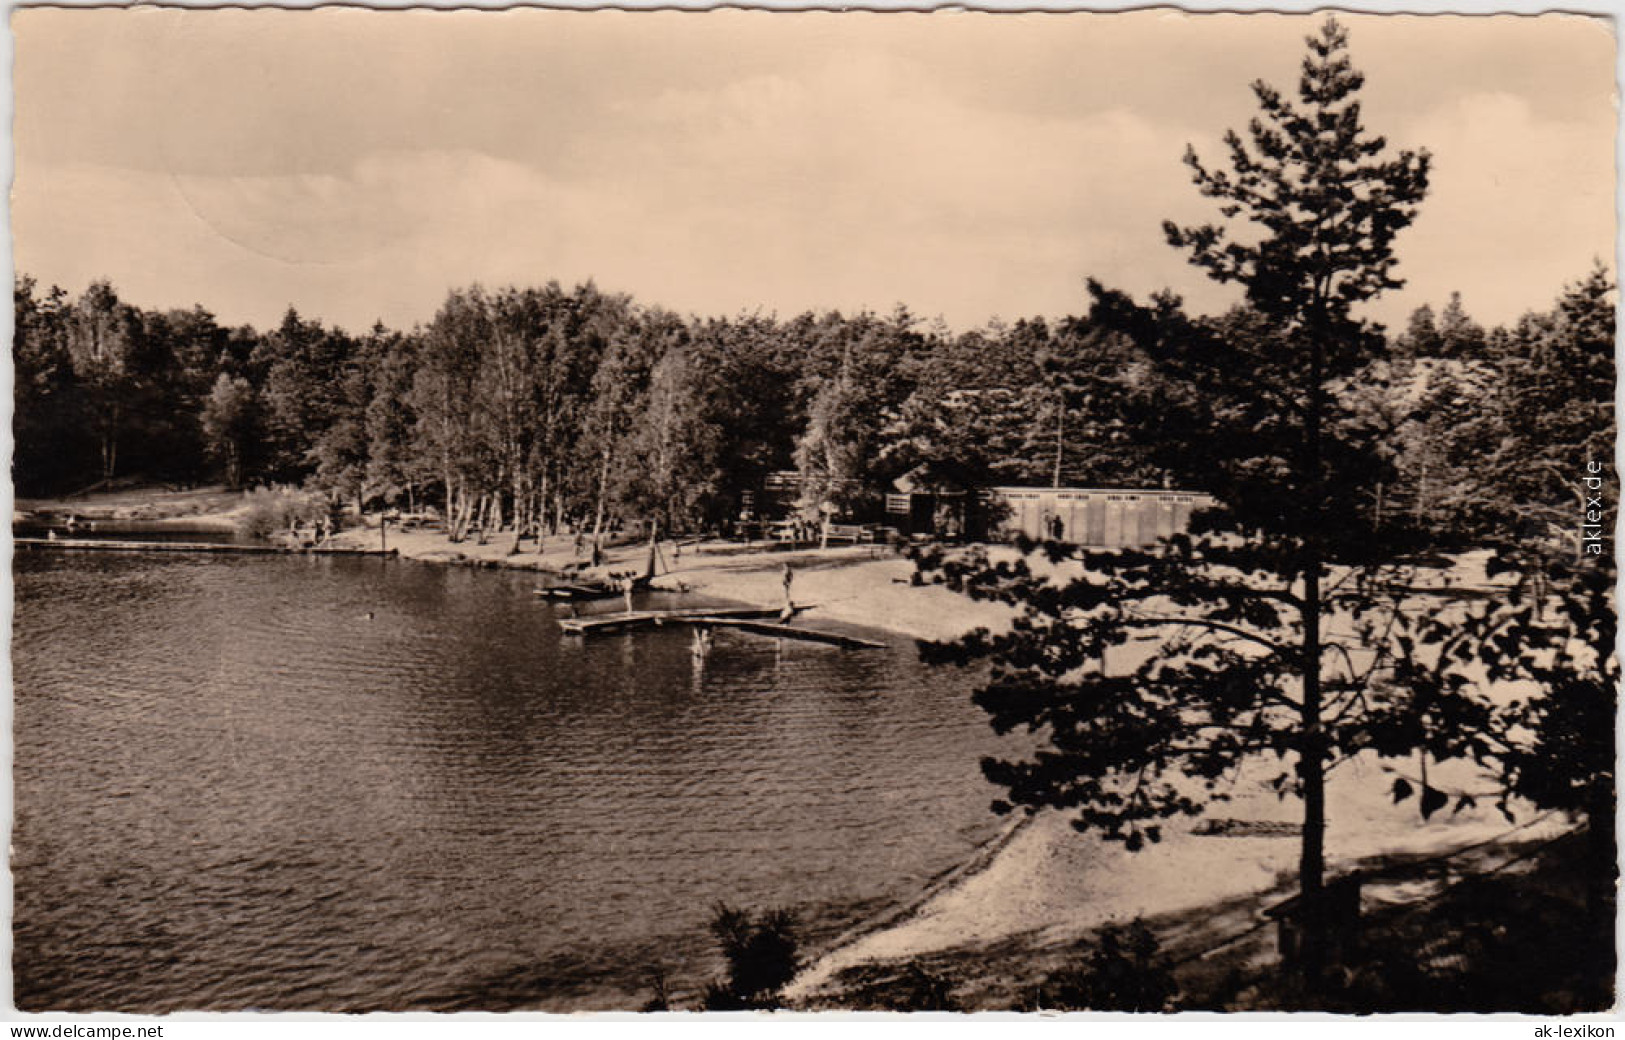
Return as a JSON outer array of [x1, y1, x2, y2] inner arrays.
[[759, 469, 1217, 549], [987, 486, 1216, 548]]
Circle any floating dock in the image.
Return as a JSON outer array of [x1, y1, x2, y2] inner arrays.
[[555, 605, 791, 636], [15, 537, 396, 557], [685, 617, 886, 650], [555, 605, 884, 649]]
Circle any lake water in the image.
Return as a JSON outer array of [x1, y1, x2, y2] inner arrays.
[[11, 549, 1003, 1011]]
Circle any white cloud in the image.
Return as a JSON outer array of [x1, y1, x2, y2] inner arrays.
[[12, 13, 1614, 335], [1394, 91, 1616, 324]]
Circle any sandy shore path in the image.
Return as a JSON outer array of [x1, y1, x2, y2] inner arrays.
[[329, 524, 1014, 644], [659, 548, 1013, 644]]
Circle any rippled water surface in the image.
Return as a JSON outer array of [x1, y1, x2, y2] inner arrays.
[[12, 551, 1001, 1011]]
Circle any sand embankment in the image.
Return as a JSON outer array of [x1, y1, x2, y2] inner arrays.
[[782, 754, 1557, 1004]]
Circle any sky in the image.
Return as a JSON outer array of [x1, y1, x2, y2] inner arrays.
[[10, 6, 1618, 336]]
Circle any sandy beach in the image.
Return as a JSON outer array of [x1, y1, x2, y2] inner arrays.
[[782, 754, 1560, 1005], [326, 520, 1015, 644]]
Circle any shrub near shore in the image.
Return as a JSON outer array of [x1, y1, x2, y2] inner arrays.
[[235, 486, 328, 541]]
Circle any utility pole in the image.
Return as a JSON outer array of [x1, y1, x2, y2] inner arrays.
[[1053, 390, 1065, 489]]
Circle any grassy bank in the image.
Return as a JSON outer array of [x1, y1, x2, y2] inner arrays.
[[15, 484, 246, 530]]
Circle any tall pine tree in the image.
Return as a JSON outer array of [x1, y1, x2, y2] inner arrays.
[[921, 17, 1445, 978]]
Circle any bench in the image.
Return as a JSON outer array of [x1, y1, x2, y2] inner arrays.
[[824, 523, 879, 544]]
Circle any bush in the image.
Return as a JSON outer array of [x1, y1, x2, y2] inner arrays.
[[700, 904, 800, 1010], [640, 968, 672, 1012], [832, 960, 964, 1011], [1042, 919, 1178, 1012], [236, 486, 327, 541]]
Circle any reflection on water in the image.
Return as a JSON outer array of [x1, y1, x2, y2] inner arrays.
[[12, 552, 1001, 1011], [15, 521, 252, 543]]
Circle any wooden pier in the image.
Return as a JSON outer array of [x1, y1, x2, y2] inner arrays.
[[555, 605, 791, 636], [555, 605, 884, 649], [686, 617, 886, 650], [15, 537, 397, 557]]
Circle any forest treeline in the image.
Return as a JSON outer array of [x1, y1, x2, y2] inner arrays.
[[11, 267, 1613, 549]]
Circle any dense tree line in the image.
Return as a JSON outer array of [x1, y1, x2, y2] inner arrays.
[[13, 264, 1609, 547], [12, 262, 1609, 550], [11, 276, 1160, 538]]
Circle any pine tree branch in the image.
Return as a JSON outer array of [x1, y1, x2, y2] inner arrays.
[[1117, 613, 1294, 659]]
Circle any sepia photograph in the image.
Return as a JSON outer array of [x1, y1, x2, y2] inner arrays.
[[7, 2, 1619, 1020]]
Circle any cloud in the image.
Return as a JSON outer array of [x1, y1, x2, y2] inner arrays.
[[16, 47, 1229, 332], [12, 11, 1614, 335], [1393, 91, 1616, 323]]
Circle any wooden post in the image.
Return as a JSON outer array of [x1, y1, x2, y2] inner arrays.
[[1053, 390, 1064, 489]]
